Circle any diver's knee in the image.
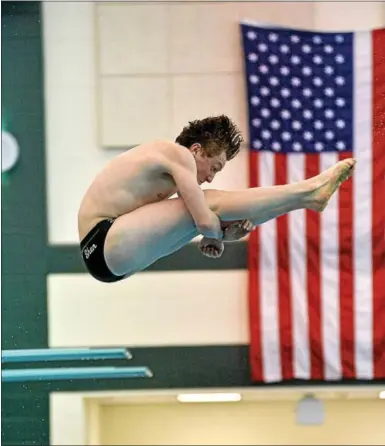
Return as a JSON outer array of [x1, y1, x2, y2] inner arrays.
[[203, 189, 224, 213]]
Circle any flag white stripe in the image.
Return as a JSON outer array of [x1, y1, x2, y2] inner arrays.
[[288, 155, 310, 379], [353, 31, 373, 379], [259, 152, 281, 382], [320, 153, 341, 380]]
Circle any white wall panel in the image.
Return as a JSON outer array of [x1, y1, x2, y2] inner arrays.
[[47, 271, 249, 347], [97, 3, 169, 75], [169, 3, 243, 74], [100, 77, 172, 146]]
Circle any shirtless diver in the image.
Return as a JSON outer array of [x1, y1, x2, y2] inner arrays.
[[78, 115, 355, 283]]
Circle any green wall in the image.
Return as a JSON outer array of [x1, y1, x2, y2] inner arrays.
[[2, 1, 48, 348], [2, 2, 49, 445]]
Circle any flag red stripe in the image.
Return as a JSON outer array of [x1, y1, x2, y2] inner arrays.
[[372, 29, 385, 379], [305, 154, 324, 380], [275, 154, 293, 380], [248, 150, 263, 381], [338, 152, 355, 378]]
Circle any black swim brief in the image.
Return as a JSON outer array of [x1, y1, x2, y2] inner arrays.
[[80, 219, 125, 283]]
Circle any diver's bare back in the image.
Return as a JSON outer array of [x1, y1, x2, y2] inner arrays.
[[78, 140, 179, 240]]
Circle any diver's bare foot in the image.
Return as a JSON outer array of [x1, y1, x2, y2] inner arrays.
[[306, 158, 356, 212]]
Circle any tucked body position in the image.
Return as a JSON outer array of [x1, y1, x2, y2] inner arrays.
[[78, 115, 355, 283]]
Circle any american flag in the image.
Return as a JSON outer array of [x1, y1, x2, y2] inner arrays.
[[241, 23, 385, 382]]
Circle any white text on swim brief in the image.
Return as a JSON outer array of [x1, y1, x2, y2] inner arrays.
[[84, 244, 97, 259]]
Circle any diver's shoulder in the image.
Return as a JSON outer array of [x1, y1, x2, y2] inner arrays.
[[118, 139, 191, 167], [151, 138, 186, 151]]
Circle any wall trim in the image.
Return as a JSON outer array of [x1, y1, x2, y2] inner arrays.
[[46, 241, 248, 274]]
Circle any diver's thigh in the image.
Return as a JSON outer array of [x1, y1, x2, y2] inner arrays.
[[103, 198, 198, 276]]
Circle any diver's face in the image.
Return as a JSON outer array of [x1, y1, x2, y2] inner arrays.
[[191, 143, 226, 185]]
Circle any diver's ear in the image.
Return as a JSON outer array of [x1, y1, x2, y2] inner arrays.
[[190, 143, 202, 154]]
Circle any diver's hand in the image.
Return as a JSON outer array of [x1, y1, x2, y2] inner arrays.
[[198, 237, 225, 259], [222, 219, 255, 241]]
